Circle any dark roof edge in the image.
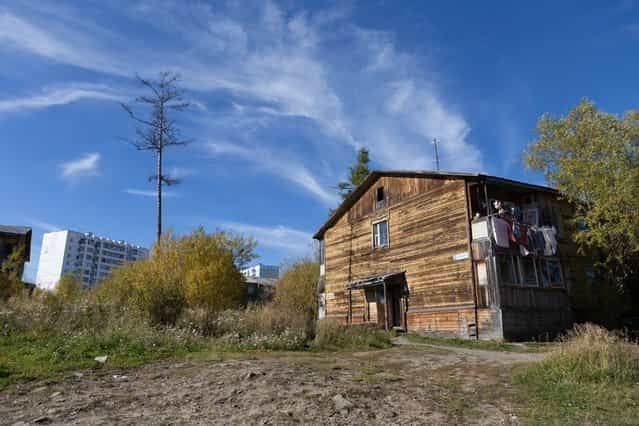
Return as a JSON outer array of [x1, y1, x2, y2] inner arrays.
[[313, 170, 557, 239], [0, 225, 32, 235]]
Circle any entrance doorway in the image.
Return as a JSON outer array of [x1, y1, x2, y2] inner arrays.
[[347, 271, 409, 331]]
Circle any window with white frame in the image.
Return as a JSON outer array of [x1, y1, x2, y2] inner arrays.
[[372, 219, 389, 248]]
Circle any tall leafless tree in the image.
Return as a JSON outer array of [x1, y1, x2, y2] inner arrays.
[[121, 72, 190, 243]]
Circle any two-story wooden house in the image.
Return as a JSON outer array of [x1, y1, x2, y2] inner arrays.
[[314, 171, 593, 340]]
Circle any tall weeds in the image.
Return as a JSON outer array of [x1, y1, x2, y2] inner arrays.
[[515, 323, 639, 423], [531, 323, 639, 384]]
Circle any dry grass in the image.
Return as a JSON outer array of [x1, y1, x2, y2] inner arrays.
[[515, 323, 639, 424]]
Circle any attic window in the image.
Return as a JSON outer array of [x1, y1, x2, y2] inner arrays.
[[376, 187, 385, 202]]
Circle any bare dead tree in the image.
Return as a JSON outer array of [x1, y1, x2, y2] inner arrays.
[[121, 72, 190, 243]]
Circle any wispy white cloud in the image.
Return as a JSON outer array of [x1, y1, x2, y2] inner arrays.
[[60, 153, 100, 179], [125, 188, 177, 198], [3, 0, 484, 193], [0, 9, 132, 77], [167, 167, 195, 180], [0, 83, 126, 113], [220, 220, 313, 253], [27, 219, 61, 232], [622, 23, 639, 36], [206, 142, 340, 206]]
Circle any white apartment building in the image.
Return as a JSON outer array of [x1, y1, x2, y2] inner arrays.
[[241, 263, 280, 280], [35, 230, 148, 289]]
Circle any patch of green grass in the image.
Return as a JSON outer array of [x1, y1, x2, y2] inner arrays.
[[514, 363, 639, 424], [0, 329, 203, 390], [311, 321, 393, 351], [513, 324, 639, 424], [404, 333, 548, 352]]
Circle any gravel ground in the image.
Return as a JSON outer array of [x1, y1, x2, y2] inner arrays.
[[0, 344, 541, 425]]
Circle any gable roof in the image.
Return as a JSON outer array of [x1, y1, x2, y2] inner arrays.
[[313, 170, 557, 239]]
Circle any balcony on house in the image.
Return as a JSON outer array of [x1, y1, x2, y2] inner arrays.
[[466, 178, 569, 314]]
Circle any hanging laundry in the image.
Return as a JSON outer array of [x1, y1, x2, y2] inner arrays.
[[491, 217, 511, 248], [533, 227, 546, 253], [526, 229, 537, 252], [541, 226, 558, 256], [517, 224, 528, 246], [510, 206, 522, 222], [502, 217, 517, 243], [512, 220, 520, 238]]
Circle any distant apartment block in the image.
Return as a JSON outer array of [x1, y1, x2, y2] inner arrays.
[[241, 263, 280, 280], [35, 230, 148, 289]]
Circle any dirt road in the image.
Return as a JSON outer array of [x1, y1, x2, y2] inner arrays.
[[0, 344, 540, 425]]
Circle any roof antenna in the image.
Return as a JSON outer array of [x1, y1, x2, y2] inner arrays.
[[432, 138, 440, 171]]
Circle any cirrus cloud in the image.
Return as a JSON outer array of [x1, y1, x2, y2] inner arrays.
[[60, 153, 100, 179]]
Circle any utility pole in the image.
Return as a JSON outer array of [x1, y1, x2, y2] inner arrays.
[[432, 138, 440, 171]]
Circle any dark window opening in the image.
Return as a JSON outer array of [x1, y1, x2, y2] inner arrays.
[[376, 187, 385, 202]]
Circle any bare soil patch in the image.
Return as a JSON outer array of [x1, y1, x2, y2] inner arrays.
[[0, 344, 538, 425]]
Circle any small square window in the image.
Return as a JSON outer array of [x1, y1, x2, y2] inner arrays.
[[376, 187, 385, 202]]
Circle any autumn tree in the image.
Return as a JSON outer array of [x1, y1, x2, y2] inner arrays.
[[95, 228, 256, 325], [121, 72, 191, 243], [0, 246, 25, 301], [337, 148, 371, 199], [274, 259, 320, 338], [525, 98, 639, 291]]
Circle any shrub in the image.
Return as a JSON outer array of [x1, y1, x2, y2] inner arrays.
[[274, 259, 319, 338], [94, 228, 255, 325], [515, 323, 639, 423], [54, 274, 83, 302], [523, 323, 639, 384], [182, 231, 245, 312]]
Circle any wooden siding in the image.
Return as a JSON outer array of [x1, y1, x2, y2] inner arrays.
[[323, 177, 475, 334]]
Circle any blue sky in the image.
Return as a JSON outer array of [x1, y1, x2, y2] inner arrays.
[[1, 1, 638, 282]]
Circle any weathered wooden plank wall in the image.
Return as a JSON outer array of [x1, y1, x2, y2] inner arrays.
[[323, 176, 480, 334]]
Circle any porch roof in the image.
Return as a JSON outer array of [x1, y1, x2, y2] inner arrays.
[[346, 271, 405, 290]]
